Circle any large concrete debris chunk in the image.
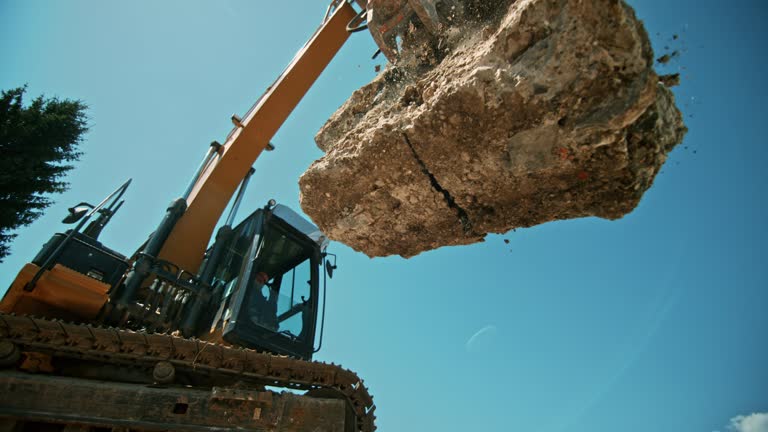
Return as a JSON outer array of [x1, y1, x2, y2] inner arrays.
[[300, 0, 687, 258]]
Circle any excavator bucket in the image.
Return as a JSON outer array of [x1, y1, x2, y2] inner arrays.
[[366, 0, 463, 61], [410, 0, 463, 32]]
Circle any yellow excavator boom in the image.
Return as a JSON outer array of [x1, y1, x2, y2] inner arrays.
[[158, 2, 357, 274]]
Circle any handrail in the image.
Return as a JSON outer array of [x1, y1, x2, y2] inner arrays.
[[24, 179, 132, 291]]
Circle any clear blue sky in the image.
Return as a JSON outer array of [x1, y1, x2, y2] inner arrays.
[[1, 1, 766, 431]]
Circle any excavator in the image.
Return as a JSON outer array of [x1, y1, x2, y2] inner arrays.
[[0, 1, 465, 431]]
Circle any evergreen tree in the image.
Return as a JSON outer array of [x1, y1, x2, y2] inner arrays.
[[0, 86, 88, 261]]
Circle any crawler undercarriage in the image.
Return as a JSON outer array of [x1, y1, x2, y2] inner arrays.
[[0, 314, 375, 432]]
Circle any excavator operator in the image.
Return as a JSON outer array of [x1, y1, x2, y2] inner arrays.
[[249, 271, 279, 331]]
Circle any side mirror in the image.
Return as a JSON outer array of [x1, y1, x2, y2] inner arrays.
[[325, 260, 337, 279], [62, 203, 94, 224]]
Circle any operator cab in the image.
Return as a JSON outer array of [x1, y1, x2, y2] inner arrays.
[[205, 204, 329, 360]]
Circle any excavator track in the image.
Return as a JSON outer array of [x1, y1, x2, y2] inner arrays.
[[0, 313, 376, 432]]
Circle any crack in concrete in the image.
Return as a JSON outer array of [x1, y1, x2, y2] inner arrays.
[[402, 133, 474, 234]]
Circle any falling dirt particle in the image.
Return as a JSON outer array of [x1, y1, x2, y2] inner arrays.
[[673, 34, 679, 40], [657, 50, 680, 64], [659, 73, 681, 87], [503, 239, 510, 244], [375, 65, 382, 73]]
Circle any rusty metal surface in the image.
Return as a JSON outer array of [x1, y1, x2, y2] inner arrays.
[[0, 370, 347, 431], [0, 313, 375, 432]]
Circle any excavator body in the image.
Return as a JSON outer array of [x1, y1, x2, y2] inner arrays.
[[3, 199, 327, 358], [0, 184, 367, 431]]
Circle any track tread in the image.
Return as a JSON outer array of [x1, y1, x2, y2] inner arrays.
[[0, 313, 376, 431]]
